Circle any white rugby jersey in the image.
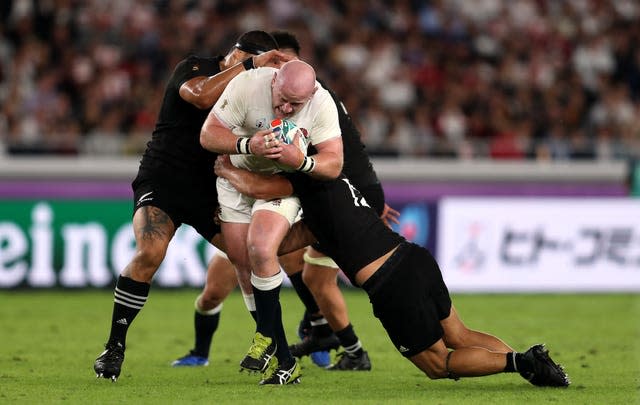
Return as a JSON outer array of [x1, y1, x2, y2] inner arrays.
[[211, 67, 341, 173]]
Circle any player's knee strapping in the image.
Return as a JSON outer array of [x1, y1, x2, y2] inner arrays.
[[195, 293, 223, 315], [303, 251, 339, 268]]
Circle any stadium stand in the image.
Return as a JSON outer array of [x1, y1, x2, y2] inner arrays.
[[0, 0, 638, 160]]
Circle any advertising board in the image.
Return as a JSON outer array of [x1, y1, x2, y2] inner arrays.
[[437, 197, 640, 292]]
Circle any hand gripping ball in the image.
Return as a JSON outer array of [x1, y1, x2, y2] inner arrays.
[[270, 118, 309, 155]]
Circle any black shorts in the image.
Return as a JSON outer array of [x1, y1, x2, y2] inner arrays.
[[131, 171, 221, 243], [361, 242, 452, 357], [312, 182, 385, 254]]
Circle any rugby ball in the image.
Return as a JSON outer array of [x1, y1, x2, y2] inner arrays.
[[270, 118, 309, 154]]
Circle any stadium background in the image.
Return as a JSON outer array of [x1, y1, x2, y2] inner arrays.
[[0, 0, 639, 292]]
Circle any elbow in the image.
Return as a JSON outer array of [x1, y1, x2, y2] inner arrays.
[[193, 100, 210, 110], [329, 163, 343, 179], [323, 169, 341, 180], [319, 160, 343, 180], [200, 130, 211, 151], [192, 96, 214, 110], [328, 155, 344, 179]]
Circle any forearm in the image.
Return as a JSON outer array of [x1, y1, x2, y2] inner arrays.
[[281, 136, 343, 180], [200, 125, 240, 154], [180, 63, 251, 109], [302, 150, 343, 180], [226, 168, 293, 200], [196, 65, 246, 108], [215, 155, 294, 200]]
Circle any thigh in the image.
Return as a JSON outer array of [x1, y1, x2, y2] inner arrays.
[[132, 205, 176, 250], [221, 221, 250, 268], [248, 209, 294, 250]]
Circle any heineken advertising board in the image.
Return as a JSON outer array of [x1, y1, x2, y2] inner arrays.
[[0, 200, 215, 288]]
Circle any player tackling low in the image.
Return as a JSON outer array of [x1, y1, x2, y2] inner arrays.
[[213, 154, 571, 388]]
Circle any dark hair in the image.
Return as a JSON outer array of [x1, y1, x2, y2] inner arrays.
[[234, 30, 278, 55], [271, 30, 301, 55]]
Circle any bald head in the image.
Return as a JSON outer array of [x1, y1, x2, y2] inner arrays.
[[271, 60, 318, 118]]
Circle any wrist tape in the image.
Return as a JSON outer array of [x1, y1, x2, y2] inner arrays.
[[298, 156, 316, 173], [236, 138, 251, 154]]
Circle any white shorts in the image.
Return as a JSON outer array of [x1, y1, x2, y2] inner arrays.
[[217, 177, 301, 225]]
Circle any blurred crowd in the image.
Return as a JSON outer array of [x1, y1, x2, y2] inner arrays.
[[0, 0, 639, 160]]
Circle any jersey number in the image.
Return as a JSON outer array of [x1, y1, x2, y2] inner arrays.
[[341, 178, 370, 208]]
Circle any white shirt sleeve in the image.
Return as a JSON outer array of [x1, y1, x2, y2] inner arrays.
[[211, 71, 252, 131], [308, 89, 341, 145]]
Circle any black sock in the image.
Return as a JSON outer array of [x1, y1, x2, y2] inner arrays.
[[505, 352, 531, 373], [335, 324, 362, 357], [288, 270, 320, 314], [298, 310, 312, 335], [514, 352, 533, 373], [273, 301, 293, 365], [253, 284, 281, 337], [310, 318, 333, 338], [107, 276, 150, 347], [505, 352, 517, 372], [249, 310, 257, 322], [192, 311, 220, 358]]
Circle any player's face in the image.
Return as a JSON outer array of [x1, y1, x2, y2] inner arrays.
[[271, 74, 310, 118]]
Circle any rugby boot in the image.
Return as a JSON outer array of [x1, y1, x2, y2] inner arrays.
[[289, 333, 340, 358], [240, 332, 277, 372], [326, 350, 372, 371], [259, 359, 302, 385], [519, 344, 570, 387], [171, 351, 209, 367], [94, 341, 125, 382]]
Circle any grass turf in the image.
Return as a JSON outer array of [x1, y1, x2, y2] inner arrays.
[[1, 289, 638, 404]]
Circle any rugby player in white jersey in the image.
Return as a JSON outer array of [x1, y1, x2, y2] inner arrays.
[[199, 60, 343, 384]]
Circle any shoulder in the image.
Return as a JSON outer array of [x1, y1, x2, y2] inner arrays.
[[244, 66, 277, 82], [228, 66, 275, 87]]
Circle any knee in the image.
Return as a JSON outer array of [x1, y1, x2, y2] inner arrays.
[[201, 283, 232, 307], [423, 359, 448, 380], [199, 291, 225, 309], [247, 240, 275, 268], [413, 349, 450, 380]]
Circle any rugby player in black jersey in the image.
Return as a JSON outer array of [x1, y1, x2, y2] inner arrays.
[[172, 31, 399, 372], [213, 155, 571, 388], [92, 31, 293, 382]]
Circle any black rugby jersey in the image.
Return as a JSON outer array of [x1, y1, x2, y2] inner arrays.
[[317, 79, 380, 189], [139, 55, 222, 177], [286, 173, 404, 285]]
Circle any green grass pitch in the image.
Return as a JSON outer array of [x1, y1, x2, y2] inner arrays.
[[1, 289, 638, 404]]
